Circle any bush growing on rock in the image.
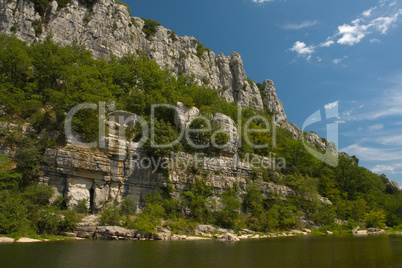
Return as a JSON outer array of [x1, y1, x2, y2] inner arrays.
[[141, 18, 161, 38], [99, 203, 122, 226]]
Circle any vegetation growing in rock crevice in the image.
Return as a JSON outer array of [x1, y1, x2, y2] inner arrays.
[[141, 18, 161, 38], [195, 40, 211, 59]]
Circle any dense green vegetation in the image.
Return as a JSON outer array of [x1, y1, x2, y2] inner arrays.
[[27, 0, 96, 16], [195, 40, 211, 59], [0, 155, 79, 237], [0, 34, 401, 237], [141, 18, 161, 38]]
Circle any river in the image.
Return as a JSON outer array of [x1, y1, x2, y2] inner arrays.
[[1, 234, 402, 267]]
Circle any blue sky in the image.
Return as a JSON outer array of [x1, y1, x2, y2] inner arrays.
[[126, 0, 402, 185]]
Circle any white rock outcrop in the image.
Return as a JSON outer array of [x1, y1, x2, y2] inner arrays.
[[0, 0, 287, 118]]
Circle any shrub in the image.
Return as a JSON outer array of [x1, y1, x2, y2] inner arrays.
[[99, 203, 122, 226], [75, 199, 89, 214], [0, 154, 22, 190], [182, 179, 214, 223], [195, 40, 210, 59], [215, 184, 241, 229], [115, 0, 131, 13], [0, 190, 33, 236], [141, 18, 161, 38], [78, 0, 98, 7], [365, 210, 386, 229], [120, 196, 136, 215], [30, 0, 50, 16], [22, 184, 54, 206], [56, 0, 70, 9], [15, 138, 43, 185], [164, 218, 196, 234]]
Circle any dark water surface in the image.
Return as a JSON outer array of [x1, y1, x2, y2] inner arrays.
[[1, 235, 402, 268]]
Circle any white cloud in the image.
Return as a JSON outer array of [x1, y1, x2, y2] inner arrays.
[[380, 135, 402, 146], [320, 40, 335, 47], [341, 144, 402, 161], [281, 20, 318, 30], [290, 41, 315, 56], [332, 56, 348, 65], [372, 13, 400, 34], [317, 57, 322, 62], [294, 2, 402, 59], [290, 41, 314, 60], [363, 7, 377, 17], [325, 101, 338, 109], [372, 164, 402, 174], [342, 74, 402, 121], [337, 22, 368, 45], [336, 7, 402, 46], [332, 58, 342, 64], [372, 165, 396, 173], [368, 123, 384, 130], [251, 0, 273, 3]]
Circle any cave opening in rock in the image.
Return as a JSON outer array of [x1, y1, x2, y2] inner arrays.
[[89, 188, 94, 214]]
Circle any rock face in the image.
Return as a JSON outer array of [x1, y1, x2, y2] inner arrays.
[[41, 142, 295, 211], [217, 233, 240, 242], [0, 0, 286, 118], [261, 80, 287, 123], [0, 1, 336, 211], [39, 101, 296, 210], [305, 132, 326, 151], [212, 113, 239, 156], [174, 102, 200, 129]]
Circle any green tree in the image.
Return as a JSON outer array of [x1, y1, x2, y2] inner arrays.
[[365, 210, 386, 229], [182, 179, 213, 222], [0, 154, 22, 190], [216, 183, 241, 229]]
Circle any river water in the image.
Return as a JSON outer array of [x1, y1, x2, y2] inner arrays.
[[1, 235, 402, 267]]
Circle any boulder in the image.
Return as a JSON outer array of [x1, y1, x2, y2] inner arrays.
[[0, 237, 14, 243], [217, 233, 240, 242], [174, 102, 200, 129], [154, 228, 172, 240], [93, 226, 136, 240], [16, 238, 41, 243], [195, 224, 216, 234], [186, 236, 212, 240], [60, 232, 77, 238], [212, 113, 239, 156]]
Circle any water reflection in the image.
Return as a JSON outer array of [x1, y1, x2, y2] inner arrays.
[[0, 235, 401, 268]]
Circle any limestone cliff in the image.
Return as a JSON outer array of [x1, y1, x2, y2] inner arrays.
[[0, 0, 334, 209], [39, 105, 299, 212], [0, 0, 284, 114], [40, 141, 297, 212]]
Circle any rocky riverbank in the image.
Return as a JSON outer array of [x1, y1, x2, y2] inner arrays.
[[65, 215, 311, 242]]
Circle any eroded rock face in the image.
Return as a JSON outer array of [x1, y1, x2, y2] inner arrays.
[[261, 80, 287, 123], [174, 102, 200, 130], [305, 132, 326, 151], [0, 1, 337, 212], [0, 0, 287, 117], [212, 113, 239, 156], [41, 142, 296, 212]]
